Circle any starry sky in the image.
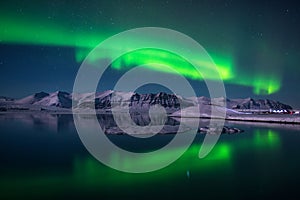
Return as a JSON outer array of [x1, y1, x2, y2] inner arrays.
[[1, 0, 300, 107]]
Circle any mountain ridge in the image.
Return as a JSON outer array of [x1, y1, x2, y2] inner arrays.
[[0, 90, 293, 112]]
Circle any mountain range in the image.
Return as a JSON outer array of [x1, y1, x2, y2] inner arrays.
[[0, 91, 293, 113]]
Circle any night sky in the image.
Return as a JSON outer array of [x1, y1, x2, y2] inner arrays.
[[1, 0, 300, 107]]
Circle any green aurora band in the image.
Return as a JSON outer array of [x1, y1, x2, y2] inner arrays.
[[111, 48, 234, 80], [0, 14, 108, 48], [108, 48, 281, 95], [0, 15, 281, 94]]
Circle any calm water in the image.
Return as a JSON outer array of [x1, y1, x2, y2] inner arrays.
[[0, 113, 300, 199]]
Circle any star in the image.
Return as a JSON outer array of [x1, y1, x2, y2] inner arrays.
[[284, 9, 289, 15]]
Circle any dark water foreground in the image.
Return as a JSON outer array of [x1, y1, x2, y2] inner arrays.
[[0, 113, 300, 199]]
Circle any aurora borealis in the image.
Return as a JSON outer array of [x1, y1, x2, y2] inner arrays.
[[1, 0, 300, 107]]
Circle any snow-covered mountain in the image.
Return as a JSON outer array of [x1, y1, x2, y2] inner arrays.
[[0, 96, 14, 102], [73, 91, 195, 112], [227, 97, 292, 110], [15, 91, 71, 108], [0, 90, 293, 112]]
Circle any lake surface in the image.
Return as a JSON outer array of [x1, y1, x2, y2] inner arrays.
[[0, 113, 300, 199]]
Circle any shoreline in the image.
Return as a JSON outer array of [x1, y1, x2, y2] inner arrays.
[[170, 114, 300, 125], [1, 110, 300, 125], [226, 115, 300, 124]]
